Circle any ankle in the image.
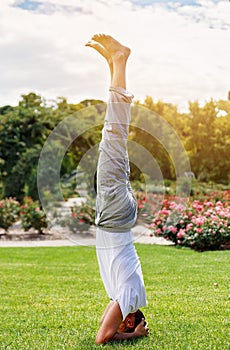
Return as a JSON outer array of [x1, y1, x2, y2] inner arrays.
[[112, 52, 127, 63]]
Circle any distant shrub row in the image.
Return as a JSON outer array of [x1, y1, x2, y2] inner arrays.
[[0, 197, 48, 234]]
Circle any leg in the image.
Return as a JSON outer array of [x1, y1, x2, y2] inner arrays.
[[86, 34, 137, 231]]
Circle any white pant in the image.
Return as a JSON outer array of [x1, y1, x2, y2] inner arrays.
[[95, 86, 137, 231]]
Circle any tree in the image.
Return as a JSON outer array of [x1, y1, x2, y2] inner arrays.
[[0, 93, 54, 200]]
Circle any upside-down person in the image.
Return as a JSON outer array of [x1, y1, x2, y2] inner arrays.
[[86, 34, 148, 344]]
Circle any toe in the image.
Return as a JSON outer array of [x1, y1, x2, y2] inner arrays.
[[92, 34, 100, 40]]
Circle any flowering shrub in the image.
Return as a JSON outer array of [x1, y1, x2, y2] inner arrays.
[[136, 192, 165, 221], [149, 192, 230, 251], [0, 198, 21, 233], [59, 197, 95, 232], [20, 197, 48, 234]]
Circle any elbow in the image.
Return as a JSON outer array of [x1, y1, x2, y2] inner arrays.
[[96, 331, 114, 345], [95, 335, 107, 345], [95, 336, 105, 345]]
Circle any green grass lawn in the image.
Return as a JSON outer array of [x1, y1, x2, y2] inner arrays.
[[0, 245, 229, 350]]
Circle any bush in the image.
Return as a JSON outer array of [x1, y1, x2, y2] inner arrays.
[[20, 197, 49, 234], [0, 198, 21, 233], [148, 191, 230, 251], [59, 197, 95, 233]]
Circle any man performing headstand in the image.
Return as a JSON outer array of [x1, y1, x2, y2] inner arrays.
[[86, 34, 148, 344]]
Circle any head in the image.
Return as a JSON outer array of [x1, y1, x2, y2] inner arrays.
[[118, 309, 145, 333]]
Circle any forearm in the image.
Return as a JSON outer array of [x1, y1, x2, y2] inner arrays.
[[111, 319, 149, 342], [112, 331, 140, 341]]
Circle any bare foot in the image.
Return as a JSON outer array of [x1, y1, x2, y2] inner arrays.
[[85, 39, 113, 77], [85, 40, 112, 64], [91, 34, 130, 63]]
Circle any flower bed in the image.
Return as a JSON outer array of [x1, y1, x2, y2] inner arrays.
[[58, 197, 95, 233], [20, 197, 48, 234], [0, 198, 21, 233], [0, 197, 48, 235], [144, 191, 230, 251]]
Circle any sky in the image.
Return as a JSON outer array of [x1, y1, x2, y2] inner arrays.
[[1, 0, 230, 110]]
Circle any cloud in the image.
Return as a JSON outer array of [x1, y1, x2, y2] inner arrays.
[[175, 0, 230, 30], [13, 0, 42, 11], [130, 0, 201, 7], [0, 0, 229, 110], [12, 0, 93, 15]]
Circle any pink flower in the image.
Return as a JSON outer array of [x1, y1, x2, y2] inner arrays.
[[177, 229, 185, 239], [156, 228, 162, 235], [169, 202, 176, 209], [205, 201, 213, 208], [192, 202, 204, 212], [194, 217, 205, 226], [170, 226, 178, 233], [186, 223, 193, 232], [161, 209, 170, 215], [196, 228, 203, 233]]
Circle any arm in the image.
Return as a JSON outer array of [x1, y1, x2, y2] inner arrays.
[[96, 301, 148, 344], [96, 301, 122, 344], [99, 300, 115, 324], [112, 320, 149, 341]]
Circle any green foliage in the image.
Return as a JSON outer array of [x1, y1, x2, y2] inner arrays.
[[0, 196, 48, 234], [0, 92, 230, 203], [0, 198, 21, 233], [20, 197, 49, 234], [135, 97, 230, 183], [0, 246, 229, 349], [129, 104, 174, 180], [0, 93, 54, 200], [59, 197, 95, 232], [0, 93, 105, 201]]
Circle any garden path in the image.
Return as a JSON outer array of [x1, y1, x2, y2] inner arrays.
[[0, 224, 173, 247]]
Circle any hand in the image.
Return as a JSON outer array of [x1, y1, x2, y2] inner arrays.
[[134, 319, 149, 337]]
